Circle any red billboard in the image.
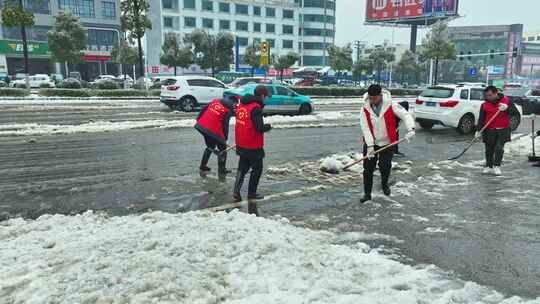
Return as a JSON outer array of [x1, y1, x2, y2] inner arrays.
[[366, 0, 458, 23]]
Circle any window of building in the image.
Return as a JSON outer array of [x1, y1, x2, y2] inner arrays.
[[283, 9, 294, 19], [282, 25, 293, 35], [25, 0, 51, 14], [253, 6, 261, 16], [283, 39, 293, 49], [302, 14, 334, 23], [102, 1, 116, 19], [303, 0, 335, 10], [237, 37, 248, 46], [265, 7, 275, 17], [87, 28, 118, 51], [267, 39, 275, 48], [163, 17, 174, 28], [162, 0, 173, 9], [184, 16, 196, 27], [219, 20, 230, 30], [303, 42, 325, 49], [58, 0, 95, 18], [235, 3, 248, 15], [218, 2, 229, 12], [202, 18, 214, 29], [253, 22, 261, 32], [303, 28, 333, 37], [236, 21, 248, 32], [253, 38, 261, 45], [202, 0, 213, 11], [184, 0, 196, 9], [266, 23, 275, 33]]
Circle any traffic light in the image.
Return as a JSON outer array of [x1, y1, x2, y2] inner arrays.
[[459, 51, 464, 61], [512, 47, 519, 58], [467, 51, 472, 60], [260, 41, 269, 56], [489, 49, 495, 59]]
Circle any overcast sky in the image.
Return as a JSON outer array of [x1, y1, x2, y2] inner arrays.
[[335, 0, 540, 46]]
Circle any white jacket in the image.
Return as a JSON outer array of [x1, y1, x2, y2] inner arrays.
[[359, 91, 415, 147]]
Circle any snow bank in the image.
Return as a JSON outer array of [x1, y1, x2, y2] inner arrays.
[[1, 211, 535, 304], [0, 111, 361, 136], [505, 134, 540, 156]]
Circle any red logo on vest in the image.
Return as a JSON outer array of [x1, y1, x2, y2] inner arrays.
[[235, 103, 264, 149]]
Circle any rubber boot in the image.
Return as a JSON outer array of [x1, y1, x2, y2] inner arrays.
[[248, 201, 259, 216], [218, 152, 231, 176], [360, 195, 372, 204], [382, 184, 391, 196], [199, 148, 212, 172], [232, 171, 245, 202]]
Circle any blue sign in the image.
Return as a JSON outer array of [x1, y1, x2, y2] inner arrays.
[[488, 66, 505, 75], [468, 67, 477, 76]]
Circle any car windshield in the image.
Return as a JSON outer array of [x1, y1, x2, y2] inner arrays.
[[420, 87, 455, 98], [504, 88, 528, 97]]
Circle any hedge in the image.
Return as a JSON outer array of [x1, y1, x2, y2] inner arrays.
[[291, 87, 422, 97], [0, 88, 30, 97], [38, 89, 92, 97], [37, 88, 162, 98]]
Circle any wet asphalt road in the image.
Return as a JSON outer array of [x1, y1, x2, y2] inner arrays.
[[0, 98, 539, 299]]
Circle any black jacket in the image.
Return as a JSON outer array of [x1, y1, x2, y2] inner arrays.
[[477, 93, 518, 143], [195, 97, 235, 145], [236, 94, 272, 159]]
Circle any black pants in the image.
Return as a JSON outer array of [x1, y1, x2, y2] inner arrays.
[[204, 135, 226, 151], [363, 144, 394, 195], [236, 156, 263, 196], [483, 129, 508, 168]]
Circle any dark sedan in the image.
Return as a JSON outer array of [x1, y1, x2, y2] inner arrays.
[[505, 89, 540, 115]]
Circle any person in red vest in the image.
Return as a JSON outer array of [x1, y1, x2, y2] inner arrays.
[[194, 97, 236, 176], [233, 85, 272, 214], [476, 86, 518, 175], [359, 85, 416, 203]]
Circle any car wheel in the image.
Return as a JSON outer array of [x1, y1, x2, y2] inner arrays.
[[457, 114, 475, 134], [418, 121, 434, 130], [299, 103, 312, 115], [180, 97, 197, 112], [509, 113, 521, 132]]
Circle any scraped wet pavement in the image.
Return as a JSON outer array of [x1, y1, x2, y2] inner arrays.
[[0, 98, 539, 300]]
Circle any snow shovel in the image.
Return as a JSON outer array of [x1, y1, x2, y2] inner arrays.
[[322, 138, 407, 174], [448, 109, 501, 161], [211, 145, 236, 156]]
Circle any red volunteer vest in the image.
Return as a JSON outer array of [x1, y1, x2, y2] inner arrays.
[[482, 97, 510, 129], [235, 102, 264, 149], [363, 105, 398, 144], [197, 99, 230, 139]]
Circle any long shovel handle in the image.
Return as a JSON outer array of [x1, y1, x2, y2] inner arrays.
[[532, 116, 536, 157], [342, 138, 407, 171]]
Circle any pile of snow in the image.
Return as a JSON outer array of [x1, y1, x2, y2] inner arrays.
[[505, 133, 540, 156], [266, 166, 293, 175], [319, 153, 363, 173], [1, 210, 536, 303]]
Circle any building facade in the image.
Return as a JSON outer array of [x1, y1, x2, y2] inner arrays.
[[523, 30, 540, 44], [449, 24, 524, 79], [297, 0, 336, 66], [0, 0, 121, 80], [146, 0, 301, 75], [146, 0, 337, 75]]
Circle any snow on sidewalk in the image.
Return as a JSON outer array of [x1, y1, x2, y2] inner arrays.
[[0, 111, 360, 136], [1, 211, 536, 303]]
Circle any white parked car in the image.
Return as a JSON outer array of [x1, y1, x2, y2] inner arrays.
[[415, 84, 521, 134], [11, 74, 55, 88], [160, 76, 227, 111]]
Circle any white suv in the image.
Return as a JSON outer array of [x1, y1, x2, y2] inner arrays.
[[11, 74, 56, 88], [415, 84, 521, 134], [159, 76, 227, 111]]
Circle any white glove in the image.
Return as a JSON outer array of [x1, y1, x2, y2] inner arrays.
[[405, 130, 416, 142], [475, 131, 482, 139], [365, 146, 375, 159], [499, 103, 508, 111]]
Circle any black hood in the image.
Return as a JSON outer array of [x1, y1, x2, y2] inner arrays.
[[221, 96, 236, 111], [241, 94, 264, 107]]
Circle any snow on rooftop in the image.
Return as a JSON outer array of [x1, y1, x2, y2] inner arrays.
[[1, 210, 536, 303]]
